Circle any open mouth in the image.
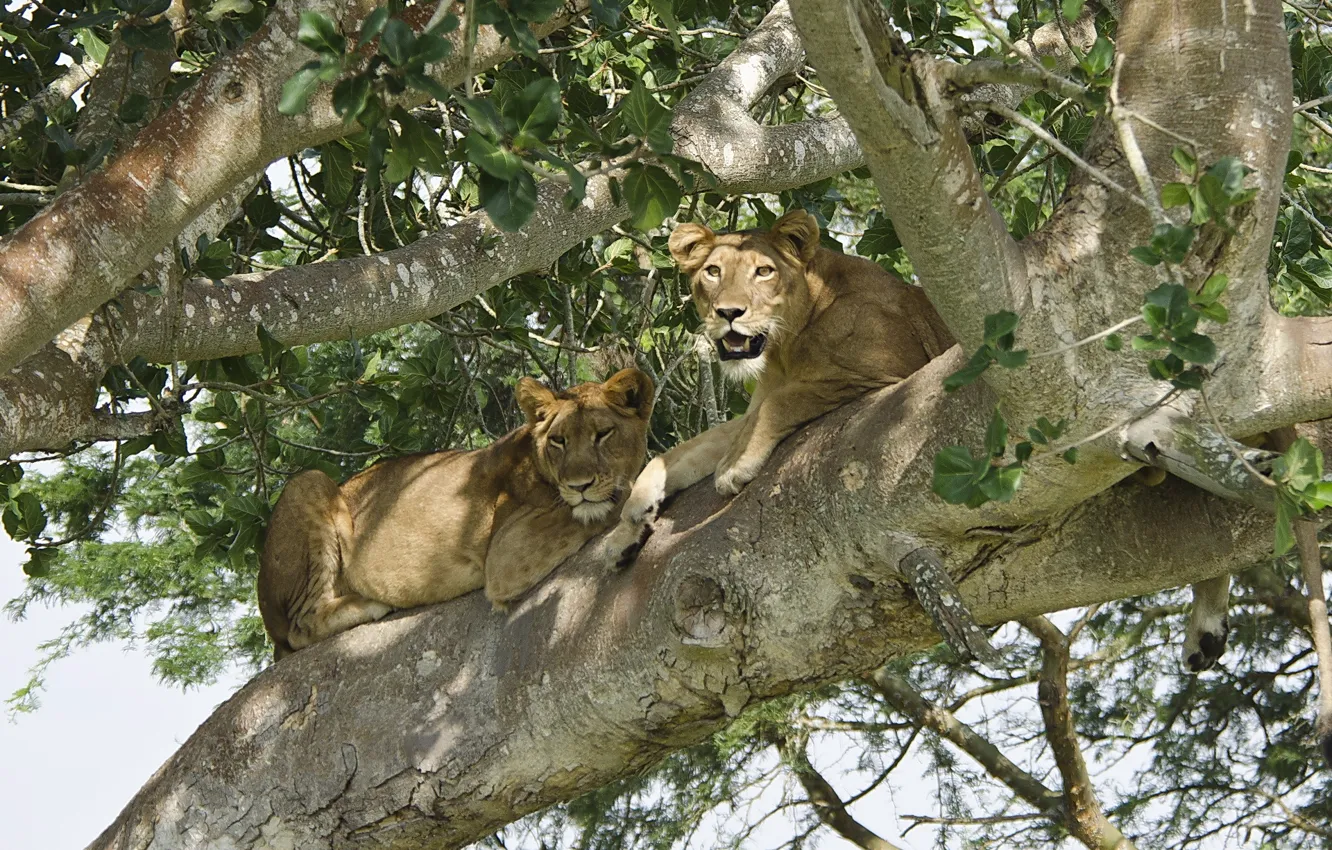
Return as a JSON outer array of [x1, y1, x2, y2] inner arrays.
[[716, 331, 767, 361]]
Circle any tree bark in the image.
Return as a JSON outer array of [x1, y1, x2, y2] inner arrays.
[[87, 352, 1288, 850]]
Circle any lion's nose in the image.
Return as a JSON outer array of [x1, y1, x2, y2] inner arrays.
[[567, 479, 594, 493], [715, 307, 746, 322]]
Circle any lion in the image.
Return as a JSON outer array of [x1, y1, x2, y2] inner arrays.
[[259, 368, 654, 659], [602, 209, 955, 566]]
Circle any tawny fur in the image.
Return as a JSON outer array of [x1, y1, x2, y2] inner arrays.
[[603, 210, 955, 566], [259, 369, 654, 659]]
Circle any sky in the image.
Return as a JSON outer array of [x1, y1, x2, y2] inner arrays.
[[0, 532, 245, 850]]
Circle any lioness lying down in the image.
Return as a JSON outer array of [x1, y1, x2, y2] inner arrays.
[[259, 368, 654, 658], [604, 210, 955, 566]]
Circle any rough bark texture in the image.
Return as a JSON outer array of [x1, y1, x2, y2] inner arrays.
[[3, 0, 1326, 845], [0, 0, 588, 376], [87, 351, 1281, 850]]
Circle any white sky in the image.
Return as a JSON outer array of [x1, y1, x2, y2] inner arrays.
[[0, 532, 244, 850]]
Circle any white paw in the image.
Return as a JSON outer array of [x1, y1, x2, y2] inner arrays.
[[601, 517, 655, 570], [715, 455, 762, 496], [602, 459, 666, 568], [1182, 614, 1229, 672]]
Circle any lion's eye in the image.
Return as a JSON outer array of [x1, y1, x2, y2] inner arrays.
[[595, 427, 614, 443], [549, 435, 566, 448], [704, 265, 722, 278], [755, 265, 775, 277]]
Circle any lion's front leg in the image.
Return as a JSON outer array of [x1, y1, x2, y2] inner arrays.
[[602, 418, 745, 569], [714, 383, 855, 496]]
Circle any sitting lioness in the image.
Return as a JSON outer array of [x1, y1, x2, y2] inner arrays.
[[259, 368, 654, 658], [603, 210, 954, 565]]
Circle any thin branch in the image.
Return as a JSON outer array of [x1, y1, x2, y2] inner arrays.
[[1022, 616, 1139, 850], [869, 668, 1066, 821], [768, 728, 911, 850], [0, 54, 100, 148], [968, 100, 1149, 209]]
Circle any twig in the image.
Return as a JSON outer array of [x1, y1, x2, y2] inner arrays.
[[1109, 56, 1167, 226], [1030, 315, 1143, 360], [969, 100, 1149, 209], [0, 54, 100, 148]]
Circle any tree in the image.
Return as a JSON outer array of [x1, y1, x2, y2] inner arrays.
[[3, 0, 1332, 847]]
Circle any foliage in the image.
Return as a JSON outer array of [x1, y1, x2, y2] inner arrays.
[[4, 0, 1332, 847]]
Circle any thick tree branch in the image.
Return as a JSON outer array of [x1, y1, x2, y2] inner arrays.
[[87, 351, 1286, 850], [787, 0, 1025, 349], [670, 1, 864, 193], [0, 0, 588, 375], [1023, 616, 1138, 850]]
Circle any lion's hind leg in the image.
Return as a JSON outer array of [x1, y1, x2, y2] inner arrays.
[[287, 594, 392, 651], [260, 470, 392, 658]]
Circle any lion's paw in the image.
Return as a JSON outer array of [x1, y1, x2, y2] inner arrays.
[[602, 515, 656, 570], [1183, 613, 1229, 672], [715, 455, 762, 496]]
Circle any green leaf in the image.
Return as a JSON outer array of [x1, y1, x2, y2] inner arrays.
[[380, 17, 415, 67], [1081, 36, 1113, 77], [1172, 146, 1197, 178], [509, 0, 562, 21], [1160, 182, 1191, 209], [22, 547, 57, 578], [590, 0, 624, 25], [356, 7, 390, 48], [278, 64, 322, 116], [0, 462, 24, 485], [1275, 437, 1323, 491], [1196, 273, 1230, 304], [943, 350, 992, 392], [1129, 246, 1161, 266], [1015, 441, 1033, 463], [1061, 447, 1079, 464], [978, 464, 1023, 502], [623, 165, 681, 231], [464, 132, 523, 179], [1104, 333, 1123, 351], [1275, 492, 1297, 556], [1061, 0, 1085, 20], [932, 446, 989, 505], [1168, 332, 1216, 364], [331, 74, 373, 123], [620, 81, 673, 154], [257, 324, 286, 368], [298, 10, 345, 55], [205, 0, 252, 19], [857, 213, 901, 257], [479, 170, 538, 231], [1149, 223, 1196, 264], [993, 347, 1029, 369], [984, 408, 1008, 458], [1131, 334, 1169, 351], [3, 493, 47, 540], [509, 77, 563, 148], [1027, 426, 1048, 446], [982, 311, 1019, 345]]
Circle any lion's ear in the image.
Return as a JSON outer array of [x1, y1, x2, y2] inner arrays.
[[516, 377, 557, 425], [603, 368, 655, 421], [771, 209, 820, 264], [669, 223, 716, 273]]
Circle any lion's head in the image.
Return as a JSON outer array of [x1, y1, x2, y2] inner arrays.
[[517, 368, 655, 524], [668, 209, 820, 383]]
